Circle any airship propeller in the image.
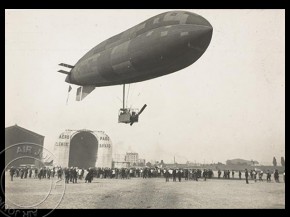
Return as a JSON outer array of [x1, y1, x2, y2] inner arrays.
[[130, 104, 147, 126]]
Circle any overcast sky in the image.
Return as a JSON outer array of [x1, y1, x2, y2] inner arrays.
[[5, 9, 285, 165]]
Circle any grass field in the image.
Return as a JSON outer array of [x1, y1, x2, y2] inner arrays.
[[4, 173, 285, 209]]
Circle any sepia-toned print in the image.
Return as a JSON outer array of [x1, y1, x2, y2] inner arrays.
[[4, 9, 285, 210]]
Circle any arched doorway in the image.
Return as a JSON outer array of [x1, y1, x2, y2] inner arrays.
[[68, 131, 98, 168]]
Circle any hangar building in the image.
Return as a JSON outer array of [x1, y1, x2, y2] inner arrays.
[[5, 124, 44, 168], [54, 129, 112, 169]]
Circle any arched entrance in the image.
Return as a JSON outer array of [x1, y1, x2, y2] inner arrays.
[[68, 131, 98, 168]]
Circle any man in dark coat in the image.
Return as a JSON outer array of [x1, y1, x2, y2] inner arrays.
[[165, 169, 169, 182], [143, 168, 148, 179], [43, 167, 47, 179], [245, 169, 249, 184], [173, 169, 176, 182], [34, 168, 38, 179], [193, 169, 198, 181], [47, 169, 51, 179], [85, 169, 90, 183], [69, 167, 73, 182], [65, 168, 70, 184], [266, 170, 271, 182], [184, 169, 188, 180], [178, 169, 182, 182], [80, 169, 84, 180], [203, 169, 207, 181], [57, 167, 62, 179], [218, 170, 221, 179], [28, 168, 32, 178], [73, 168, 78, 183], [38, 168, 43, 180], [10, 166, 15, 181], [88, 168, 94, 183], [274, 169, 279, 182]]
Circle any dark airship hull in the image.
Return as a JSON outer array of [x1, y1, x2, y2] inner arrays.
[[65, 11, 213, 87]]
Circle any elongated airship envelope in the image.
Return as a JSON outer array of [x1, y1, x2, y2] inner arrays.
[[59, 10, 213, 99]]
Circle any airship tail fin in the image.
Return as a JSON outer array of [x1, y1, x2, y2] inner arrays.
[[59, 63, 74, 69], [58, 70, 70, 75], [76, 86, 95, 101]]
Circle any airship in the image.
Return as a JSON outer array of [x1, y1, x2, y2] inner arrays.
[[59, 10, 213, 125]]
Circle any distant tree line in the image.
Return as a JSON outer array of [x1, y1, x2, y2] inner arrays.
[[272, 156, 285, 167]]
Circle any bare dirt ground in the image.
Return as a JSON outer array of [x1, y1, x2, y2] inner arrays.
[[4, 174, 285, 209]]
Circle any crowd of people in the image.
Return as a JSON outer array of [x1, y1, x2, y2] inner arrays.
[[8, 166, 215, 183], [8, 166, 94, 183], [244, 168, 283, 184], [8, 165, 284, 184], [216, 168, 285, 183]]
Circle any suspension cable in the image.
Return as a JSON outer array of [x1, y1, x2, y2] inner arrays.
[[126, 83, 130, 109]]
